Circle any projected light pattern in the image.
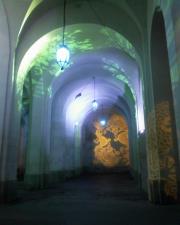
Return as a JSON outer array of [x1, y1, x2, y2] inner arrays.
[[17, 23, 144, 138], [102, 57, 145, 133], [93, 114, 129, 168], [17, 34, 51, 96], [102, 57, 136, 101], [147, 101, 178, 200], [165, 0, 180, 147], [17, 24, 137, 102]]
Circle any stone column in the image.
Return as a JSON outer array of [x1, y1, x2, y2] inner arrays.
[[0, 0, 16, 203]]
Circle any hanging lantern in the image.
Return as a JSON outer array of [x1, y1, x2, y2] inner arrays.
[[92, 99, 98, 111], [56, 45, 70, 70], [92, 76, 98, 111], [56, 0, 70, 70]]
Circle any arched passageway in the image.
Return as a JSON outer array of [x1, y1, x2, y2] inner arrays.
[[14, 21, 144, 193], [0, 4, 180, 225], [0, 0, 179, 210]]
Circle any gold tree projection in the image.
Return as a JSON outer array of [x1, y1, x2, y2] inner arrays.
[[93, 114, 129, 168], [147, 101, 178, 200]]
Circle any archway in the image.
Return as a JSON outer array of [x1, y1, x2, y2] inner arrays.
[[148, 9, 179, 203], [14, 23, 144, 190]]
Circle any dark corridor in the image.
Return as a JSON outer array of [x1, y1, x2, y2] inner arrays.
[[0, 172, 180, 225]]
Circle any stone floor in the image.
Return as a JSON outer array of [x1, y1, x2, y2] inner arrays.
[[0, 172, 180, 225]]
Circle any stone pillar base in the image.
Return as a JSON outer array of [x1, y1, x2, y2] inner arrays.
[[149, 179, 178, 204], [0, 181, 17, 203], [24, 169, 82, 189]]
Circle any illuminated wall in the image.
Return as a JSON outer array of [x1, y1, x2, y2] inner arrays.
[[159, 0, 180, 170], [84, 113, 129, 171], [17, 24, 137, 101], [147, 101, 178, 200], [146, 1, 180, 203], [165, 0, 180, 156]]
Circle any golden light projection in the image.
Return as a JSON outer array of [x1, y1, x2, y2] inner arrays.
[[147, 101, 177, 200], [93, 114, 129, 168]]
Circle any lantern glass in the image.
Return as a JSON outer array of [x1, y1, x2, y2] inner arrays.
[[56, 45, 70, 70], [92, 99, 98, 111]]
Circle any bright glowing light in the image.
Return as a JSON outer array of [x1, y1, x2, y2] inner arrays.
[[139, 129, 145, 134], [100, 119, 106, 126], [75, 121, 79, 126], [92, 99, 98, 111], [66, 94, 88, 130], [136, 104, 145, 134], [56, 45, 70, 70]]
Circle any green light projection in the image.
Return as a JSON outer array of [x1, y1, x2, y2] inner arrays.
[[95, 27, 136, 59], [102, 57, 136, 102], [162, 0, 180, 148], [17, 23, 138, 109]]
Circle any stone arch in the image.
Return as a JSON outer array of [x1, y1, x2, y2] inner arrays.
[[148, 8, 179, 203]]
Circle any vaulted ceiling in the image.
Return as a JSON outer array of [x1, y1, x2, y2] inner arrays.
[[15, 0, 145, 132]]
